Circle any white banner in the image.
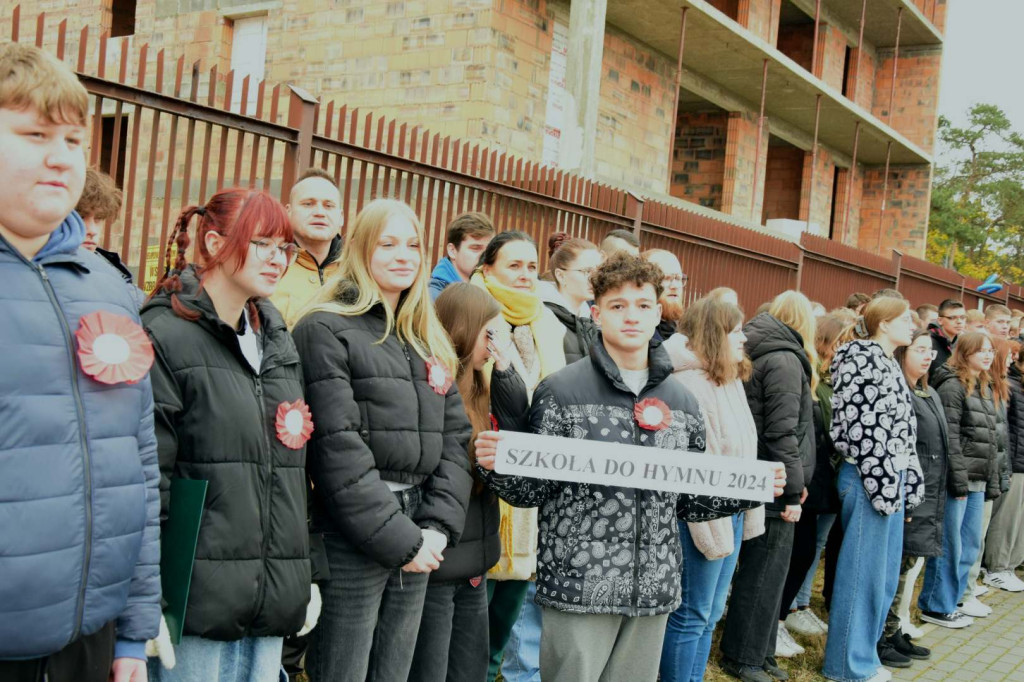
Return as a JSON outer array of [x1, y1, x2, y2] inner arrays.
[[495, 431, 776, 503]]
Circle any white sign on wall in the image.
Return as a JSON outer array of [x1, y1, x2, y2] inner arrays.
[[542, 18, 570, 167]]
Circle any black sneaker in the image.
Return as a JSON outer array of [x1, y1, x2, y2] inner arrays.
[[877, 640, 913, 668], [763, 656, 790, 680], [720, 656, 773, 682], [920, 610, 973, 629], [889, 630, 931, 660]]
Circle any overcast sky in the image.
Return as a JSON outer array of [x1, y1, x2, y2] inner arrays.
[[937, 0, 1023, 151]]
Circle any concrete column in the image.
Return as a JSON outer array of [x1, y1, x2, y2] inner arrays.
[[561, 0, 607, 176]]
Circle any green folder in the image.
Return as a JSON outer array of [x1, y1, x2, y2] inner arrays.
[[160, 478, 208, 644]]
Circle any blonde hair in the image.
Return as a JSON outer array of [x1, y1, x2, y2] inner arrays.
[[679, 297, 750, 386], [307, 199, 458, 372], [861, 296, 910, 338], [0, 43, 88, 125], [769, 290, 819, 393]]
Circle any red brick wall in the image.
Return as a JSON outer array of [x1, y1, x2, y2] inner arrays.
[[816, 25, 847, 92], [706, 0, 740, 21], [845, 47, 878, 110], [722, 111, 768, 221], [761, 145, 804, 222], [913, 0, 947, 34], [834, 164, 864, 245], [670, 111, 728, 210], [872, 49, 942, 153], [800, 147, 836, 234], [858, 165, 932, 257], [777, 24, 813, 72], [738, 0, 781, 44]]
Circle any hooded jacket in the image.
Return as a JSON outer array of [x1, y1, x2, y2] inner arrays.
[[902, 384, 950, 557], [483, 337, 760, 617], [270, 235, 343, 328], [663, 334, 766, 559], [429, 257, 464, 301], [742, 312, 815, 512], [933, 365, 1003, 499], [292, 281, 473, 569], [830, 339, 924, 515], [1007, 364, 1024, 474], [540, 285, 598, 365], [0, 214, 160, 660], [928, 321, 955, 381], [142, 267, 311, 639]]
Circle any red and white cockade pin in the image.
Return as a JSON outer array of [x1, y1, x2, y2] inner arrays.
[[634, 398, 672, 431], [426, 356, 453, 395], [75, 310, 155, 385], [276, 399, 314, 449]]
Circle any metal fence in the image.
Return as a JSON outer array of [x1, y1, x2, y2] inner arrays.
[[11, 5, 1024, 315]]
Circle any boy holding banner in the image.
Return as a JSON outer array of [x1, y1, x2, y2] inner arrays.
[[476, 254, 785, 682]]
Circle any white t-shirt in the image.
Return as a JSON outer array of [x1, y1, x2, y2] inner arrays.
[[619, 368, 649, 396], [237, 314, 263, 373]]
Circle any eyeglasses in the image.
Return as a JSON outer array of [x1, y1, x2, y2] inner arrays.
[[663, 275, 688, 286], [250, 239, 300, 265], [564, 267, 596, 276]]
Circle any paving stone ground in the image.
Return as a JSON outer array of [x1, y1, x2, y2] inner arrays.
[[892, 580, 1024, 682]]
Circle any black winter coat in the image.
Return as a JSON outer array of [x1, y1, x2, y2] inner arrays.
[[429, 368, 527, 583], [544, 301, 598, 365], [483, 337, 759, 616], [928, 323, 955, 382], [933, 366, 1002, 499], [292, 282, 473, 569], [743, 313, 815, 513], [903, 385, 950, 558], [143, 267, 310, 639], [804, 377, 839, 514], [1007, 365, 1024, 474]]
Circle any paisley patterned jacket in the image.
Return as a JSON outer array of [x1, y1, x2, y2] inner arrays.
[[830, 339, 925, 516], [483, 338, 760, 616]]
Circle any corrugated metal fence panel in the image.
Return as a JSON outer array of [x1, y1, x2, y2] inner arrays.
[[898, 254, 964, 308], [963, 275, 1009, 310], [798, 234, 897, 309]]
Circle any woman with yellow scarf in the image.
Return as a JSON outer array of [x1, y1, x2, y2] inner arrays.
[[473, 231, 566, 681]]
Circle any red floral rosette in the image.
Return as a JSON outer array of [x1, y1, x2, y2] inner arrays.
[[426, 356, 453, 395], [75, 310, 155, 385], [634, 398, 672, 431], [276, 399, 314, 450]]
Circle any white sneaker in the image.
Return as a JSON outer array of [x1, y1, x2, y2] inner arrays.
[[775, 622, 805, 658], [958, 597, 992, 618], [984, 570, 1024, 592], [973, 583, 990, 597], [866, 667, 893, 682], [786, 608, 827, 636], [899, 619, 924, 639]]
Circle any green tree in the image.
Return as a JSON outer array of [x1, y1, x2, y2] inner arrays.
[[928, 104, 1024, 284]]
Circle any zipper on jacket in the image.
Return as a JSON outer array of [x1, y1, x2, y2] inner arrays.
[[631, 392, 643, 617], [251, 374, 274, 631], [37, 264, 94, 643]]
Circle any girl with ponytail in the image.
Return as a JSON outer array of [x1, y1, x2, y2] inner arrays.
[[142, 188, 319, 681]]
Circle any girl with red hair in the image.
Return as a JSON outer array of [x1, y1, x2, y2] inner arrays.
[[143, 188, 319, 681]]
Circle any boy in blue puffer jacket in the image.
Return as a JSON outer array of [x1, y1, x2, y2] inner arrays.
[[0, 43, 160, 682]]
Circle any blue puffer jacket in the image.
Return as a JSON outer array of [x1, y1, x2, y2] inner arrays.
[[0, 213, 161, 661]]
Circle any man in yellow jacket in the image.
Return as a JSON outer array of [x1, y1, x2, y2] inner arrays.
[[272, 167, 345, 327]]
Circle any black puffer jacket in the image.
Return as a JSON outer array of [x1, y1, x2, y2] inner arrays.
[[804, 375, 839, 514], [484, 337, 759, 616], [429, 369, 527, 583], [1008, 365, 1024, 474], [544, 300, 598, 365], [903, 385, 950, 558], [143, 267, 310, 639], [928, 322, 955, 381], [933, 366, 1002, 500], [743, 313, 815, 512], [292, 282, 473, 569]]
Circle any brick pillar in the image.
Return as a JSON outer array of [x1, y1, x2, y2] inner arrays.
[[722, 111, 768, 222], [859, 165, 932, 257], [561, 0, 607, 176], [738, 0, 781, 45], [833, 164, 863, 246], [799, 148, 836, 235]]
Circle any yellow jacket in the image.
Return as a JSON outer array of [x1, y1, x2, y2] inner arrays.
[[271, 237, 343, 328]]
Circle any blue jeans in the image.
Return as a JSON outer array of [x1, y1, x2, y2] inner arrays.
[[148, 636, 284, 682], [660, 514, 744, 682], [501, 581, 542, 682], [823, 463, 904, 682], [918, 491, 984, 614], [791, 513, 836, 610]]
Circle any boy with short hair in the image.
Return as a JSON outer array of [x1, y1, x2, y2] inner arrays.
[[476, 254, 780, 681], [429, 212, 495, 299], [0, 43, 160, 682], [985, 304, 1013, 339], [929, 299, 966, 377]]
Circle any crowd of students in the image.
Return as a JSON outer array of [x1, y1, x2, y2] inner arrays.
[[3, 42, 1024, 682]]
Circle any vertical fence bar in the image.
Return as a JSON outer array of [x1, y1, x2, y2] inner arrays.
[[281, 85, 317, 203]]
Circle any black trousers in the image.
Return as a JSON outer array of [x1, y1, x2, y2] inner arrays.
[[0, 621, 114, 682], [778, 510, 824, 621], [720, 516, 796, 666], [409, 577, 490, 682]]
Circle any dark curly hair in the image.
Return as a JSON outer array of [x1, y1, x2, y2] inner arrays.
[[590, 253, 664, 303]]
